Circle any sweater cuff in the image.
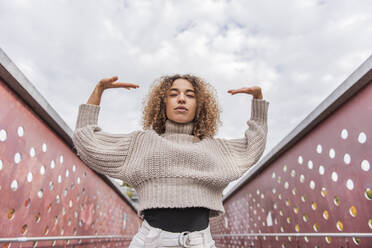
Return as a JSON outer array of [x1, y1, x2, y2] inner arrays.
[[251, 98, 269, 122], [75, 104, 101, 129]]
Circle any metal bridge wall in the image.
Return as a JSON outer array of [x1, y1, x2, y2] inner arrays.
[[210, 80, 372, 247], [0, 79, 141, 247]]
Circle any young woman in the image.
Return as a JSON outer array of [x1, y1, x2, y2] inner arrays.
[[72, 74, 269, 247]]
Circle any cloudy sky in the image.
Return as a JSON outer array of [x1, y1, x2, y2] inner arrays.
[[1, 0, 371, 194]]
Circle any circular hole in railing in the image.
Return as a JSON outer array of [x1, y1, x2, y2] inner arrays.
[[77, 177, 81, 184], [321, 187, 327, 197], [344, 153, 351, 164], [69, 200, 73, 208], [346, 179, 354, 190], [361, 160, 370, 172], [278, 193, 282, 200], [27, 172, 33, 182], [369, 219, 372, 229], [295, 224, 300, 232], [334, 196, 341, 206], [24, 198, 31, 208], [58, 175, 62, 183], [293, 207, 299, 214], [29, 147, 35, 157], [10, 180, 18, 191], [8, 208, 15, 220], [42, 143, 47, 152], [304, 236, 309, 242], [303, 214, 308, 222], [47, 203, 52, 213], [56, 195, 60, 204], [14, 152, 22, 164], [286, 199, 290, 206], [50, 160, 55, 169], [298, 156, 303, 164], [313, 223, 319, 232], [309, 180, 315, 190], [329, 148, 335, 158], [54, 216, 58, 225], [318, 165, 325, 175], [287, 217, 291, 224], [37, 189, 43, 198], [280, 226, 284, 232], [49, 181, 54, 190], [325, 236, 332, 244], [52, 240, 56, 246], [358, 132, 367, 144], [277, 176, 282, 184], [21, 224, 27, 234], [279, 210, 283, 216], [0, 129, 7, 142], [323, 210, 329, 220], [291, 170, 296, 177], [64, 188, 68, 197], [331, 172, 338, 182], [44, 225, 49, 235], [62, 207, 66, 216], [292, 188, 296, 195], [283, 165, 287, 172], [0, 159, 3, 171], [40, 165, 45, 175], [353, 237, 360, 245], [365, 188, 372, 200], [341, 129, 348, 139], [307, 160, 313, 169], [301, 195, 306, 202], [35, 212, 41, 223], [316, 144, 322, 153], [65, 169, 69, 177], [59, 155, 64, 164], [336, 221, 343, 231], [32, 241, 38, 248], [284, 181, 289, 189], [300, 174, 305, 183], [311, 202, 317, 210], [349, 206, 357, 217]]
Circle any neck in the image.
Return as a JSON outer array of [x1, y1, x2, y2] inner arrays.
[[164, 119, 194, 135]]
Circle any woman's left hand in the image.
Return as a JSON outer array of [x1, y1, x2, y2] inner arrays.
[[227, 86, 263, 99]]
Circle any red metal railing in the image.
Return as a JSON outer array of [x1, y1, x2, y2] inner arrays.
[[0, 49, 141, 247], [211, 56, 372, 247]]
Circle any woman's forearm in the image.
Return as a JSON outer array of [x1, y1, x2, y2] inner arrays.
[[87, 84, 104, 105]]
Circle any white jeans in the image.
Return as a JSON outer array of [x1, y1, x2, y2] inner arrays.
[[128, 219, 217, 248]]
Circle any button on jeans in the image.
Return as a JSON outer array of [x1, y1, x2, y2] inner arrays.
[[128, 219, 217, 248]]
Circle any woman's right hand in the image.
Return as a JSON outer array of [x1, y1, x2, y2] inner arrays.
[[97, 76, 140, 91]]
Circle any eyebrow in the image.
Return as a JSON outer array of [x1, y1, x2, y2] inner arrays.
[[169, 88, 195, 93]]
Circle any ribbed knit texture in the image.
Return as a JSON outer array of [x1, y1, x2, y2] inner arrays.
[[72, 98, 269, 219]]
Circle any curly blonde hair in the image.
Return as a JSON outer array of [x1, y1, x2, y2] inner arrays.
[[141, 74, 222, 140]]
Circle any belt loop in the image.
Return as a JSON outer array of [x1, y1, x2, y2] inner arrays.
[[179, 231, 191, 247]]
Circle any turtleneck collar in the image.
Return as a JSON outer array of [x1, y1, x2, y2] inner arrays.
[[164, 119, 194, 135]]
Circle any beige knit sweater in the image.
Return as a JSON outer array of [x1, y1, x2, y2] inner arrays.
[[72, 98, 269, 219]]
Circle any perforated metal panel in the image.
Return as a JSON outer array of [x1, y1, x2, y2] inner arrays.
[[210, 80, 372, 247], [0, 79, 141, 247]]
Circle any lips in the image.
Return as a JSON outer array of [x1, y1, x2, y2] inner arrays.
[[175, 106, 188, 110]]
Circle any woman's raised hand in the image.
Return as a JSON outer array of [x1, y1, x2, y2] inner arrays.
[[97, 76, 140, 91], [227, 86, 263, 99]]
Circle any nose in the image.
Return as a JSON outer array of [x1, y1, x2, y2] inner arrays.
[[177, 93, 186, 103]]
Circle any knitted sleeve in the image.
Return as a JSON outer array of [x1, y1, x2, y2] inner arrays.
[[72, 104, 139, 179], [220, 98, 269, 177]]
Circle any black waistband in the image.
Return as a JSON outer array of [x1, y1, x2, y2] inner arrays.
[[143, 207, 210, 232]]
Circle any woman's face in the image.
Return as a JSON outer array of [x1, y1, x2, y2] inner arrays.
[[164, 78, 197, 124]]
